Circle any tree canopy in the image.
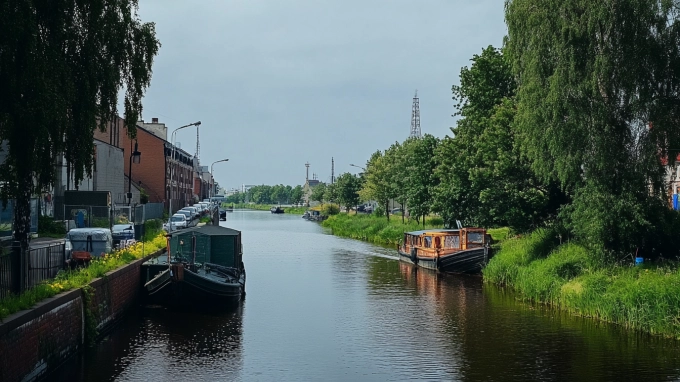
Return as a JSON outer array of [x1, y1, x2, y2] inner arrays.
[[433, 46, 563, 231], [335, 172, 362, 213], [506, 0, 680, 254], [0, 0, 160, 245]]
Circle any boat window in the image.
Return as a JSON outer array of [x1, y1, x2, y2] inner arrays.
[[444, 235, 459, 249], [424, 237, 432, 248], [467, 232, 484, 244]]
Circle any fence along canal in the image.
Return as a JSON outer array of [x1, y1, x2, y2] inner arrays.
[[0, 241, 65, 299]]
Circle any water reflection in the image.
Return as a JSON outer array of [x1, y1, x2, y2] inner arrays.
[[51, 306, 244, 382], [49, 211, 680, 381], [393, 262, 680, 381]]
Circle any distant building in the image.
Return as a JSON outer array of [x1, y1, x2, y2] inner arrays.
[[93, 116, 195, 213], [138, 117, 167, 141], [52, 139, 124, 219]]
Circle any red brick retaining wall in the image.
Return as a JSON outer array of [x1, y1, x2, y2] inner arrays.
[[0, 250, 162, 382]]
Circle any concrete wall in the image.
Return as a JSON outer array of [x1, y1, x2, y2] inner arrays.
[[94, 140, 124, 200], [0, 250, 162, 382]]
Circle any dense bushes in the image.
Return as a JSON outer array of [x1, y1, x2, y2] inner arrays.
[[38, 215, 66, 236]]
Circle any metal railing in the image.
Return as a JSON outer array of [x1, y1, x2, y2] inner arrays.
[[0, 242, 66, 300]]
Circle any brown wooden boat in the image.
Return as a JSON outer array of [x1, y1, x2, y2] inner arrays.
[[398, 227, 492, 274]]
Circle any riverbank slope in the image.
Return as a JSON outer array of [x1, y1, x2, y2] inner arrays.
[[321, 213, 444, 245], [484, 228, 680, 338]]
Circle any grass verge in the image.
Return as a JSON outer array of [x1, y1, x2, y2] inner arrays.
[[226, 203, 307, 215], [483, 228, 680, 338], [0, 232, 167, 321], [321, 213, 444, 245]]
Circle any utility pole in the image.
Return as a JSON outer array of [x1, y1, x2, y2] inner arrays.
[[195, 125, 200, 160], [410, 90, 421, 138], [331, 157, 335, 184]]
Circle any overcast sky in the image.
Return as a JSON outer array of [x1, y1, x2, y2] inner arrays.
[[135, 0, 507, 191]]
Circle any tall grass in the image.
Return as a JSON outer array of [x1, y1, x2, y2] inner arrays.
[[321, 213, 444, 245], [0, 233, 167, 320], [484, 229, 680, 338]]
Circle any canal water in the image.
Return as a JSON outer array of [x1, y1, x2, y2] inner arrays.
[[52, 211, 680, 381]]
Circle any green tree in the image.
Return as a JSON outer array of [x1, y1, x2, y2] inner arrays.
[[405, 135, 440, 226], [271, 184, 286, 205], [310, 183, 326, 204], [505, 0, 680, 255], [359, 151, 392, 221], [433, 46, 562, 231], [290, 185, 304, 205], [324, 183, 338, 204], [335, 172, 362, 213], [385, 141, 409, 223], [0, 1, 160, 246]]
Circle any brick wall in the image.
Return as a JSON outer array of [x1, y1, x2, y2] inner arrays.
[[0, 250, 163, 382], [94, 116, 196, 210]]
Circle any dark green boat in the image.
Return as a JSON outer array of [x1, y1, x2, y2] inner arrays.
[[142, 225, 245, 310]]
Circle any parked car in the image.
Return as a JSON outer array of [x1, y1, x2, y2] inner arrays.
[[181, 206, 199, 220], [175, 209, 193, 222], [356, 205, 366, 212], [164, 213, 188, 230], [111, 224, 135, 246], [195, 203, 209, 214], [364, 205, 374, 213]]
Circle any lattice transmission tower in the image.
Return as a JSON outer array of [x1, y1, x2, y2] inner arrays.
[[410, 90, 421, 138]]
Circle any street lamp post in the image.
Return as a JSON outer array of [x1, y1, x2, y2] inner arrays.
[[128, 140, 141, 206], [168, 121, 201, 232], [350, 163, 366, 171], [210, 159, 229, 199]]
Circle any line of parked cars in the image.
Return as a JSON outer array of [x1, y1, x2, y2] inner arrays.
[[163, 199, 218, 231]]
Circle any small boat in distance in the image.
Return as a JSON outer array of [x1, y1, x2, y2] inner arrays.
[[142, 225, 246, 310], [398, 224, 492, 274], [270, 206, 284, 214]]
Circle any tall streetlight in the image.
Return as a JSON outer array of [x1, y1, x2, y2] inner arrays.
[[350, 163, 366, 171], [168, 121, 201, 232], [127, 140, 141, 206], [210, 159, 229, 199]]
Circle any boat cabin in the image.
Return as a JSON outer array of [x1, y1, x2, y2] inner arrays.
[[401, 228, 488, 259], [169, 225, 243, 269]]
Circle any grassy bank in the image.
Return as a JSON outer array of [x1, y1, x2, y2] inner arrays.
[[226, 203, 307, 215], [321, 213, 444, 245], [321, 214, 510, 246], [0, 228, 166, 320], [484, 228, 680, 338]]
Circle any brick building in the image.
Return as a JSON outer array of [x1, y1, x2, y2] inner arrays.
[[93, 116, 195, 213]]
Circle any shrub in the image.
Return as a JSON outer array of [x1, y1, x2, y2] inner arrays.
[[321, 204, 340, 216], [38, 215, 66, 235]]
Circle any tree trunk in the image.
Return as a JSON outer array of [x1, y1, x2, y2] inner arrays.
[[13, 172, 33, 250], [385, 201, 390, 221]]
